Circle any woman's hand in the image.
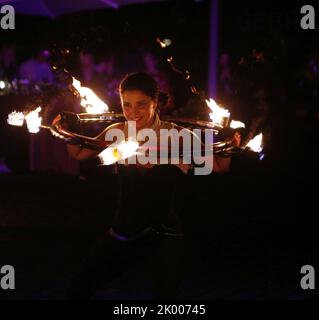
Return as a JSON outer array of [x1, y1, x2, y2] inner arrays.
[[51, 113, 70, 130], [232, 131, 241, 147]]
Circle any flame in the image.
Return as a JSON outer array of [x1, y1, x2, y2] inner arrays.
[[72, 77, 109, 114], [7, 111, 25, 126], [245, 133, 263, 153], [25, 107, 42, 133], [98, 140, 139, 165], [230, 120, 245, 129], [7, 107, 42, 133], [206, 98, 230, 127]]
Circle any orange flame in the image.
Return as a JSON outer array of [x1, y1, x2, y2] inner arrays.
[[7, 107, 42, 133], [7, 111, 25, 126], [206, 98, 230, 127], [25, 107, 42, 133], [72, 77, 109, 114], [230, 120, 245, 129], [245, 133, 263, 152]]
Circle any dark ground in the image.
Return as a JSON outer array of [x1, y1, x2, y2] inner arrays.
[[0, 126, 317, 301]]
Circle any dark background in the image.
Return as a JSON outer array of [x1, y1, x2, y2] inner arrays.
[[0, 0, 318, 300]]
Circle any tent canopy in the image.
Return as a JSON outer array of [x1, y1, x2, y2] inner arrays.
[[0, 0, 167, 18]]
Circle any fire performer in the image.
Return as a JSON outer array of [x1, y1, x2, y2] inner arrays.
[[52, 72, 240, 299]]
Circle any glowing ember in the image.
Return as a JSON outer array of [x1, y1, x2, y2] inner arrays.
[[245, 133, 263, 153], [98, 140, 139, 165], [206, 98, 230, 127], [156, 37, 172, 48], [72, 77, 109, 114], [25, 107, 42, 134], [230, 120, 246, 129], [7, 111, 25, 126], [157, 37, 167, 48], [163, 39, 172, 47]]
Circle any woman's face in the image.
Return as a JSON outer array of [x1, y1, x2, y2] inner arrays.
[[121, 90, 157, 130]]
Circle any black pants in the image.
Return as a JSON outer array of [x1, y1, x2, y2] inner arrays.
[[67, 165, 186, 299], [66, 230, 184, 299]]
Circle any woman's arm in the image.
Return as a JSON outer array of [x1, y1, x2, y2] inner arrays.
[[66, 144, 100, 161], [51, 114, 122, 161], [67, 123, 124, 160], [213, 155, 231, 173], [212, 131, 241, 173], [51, 114, 99, 160]]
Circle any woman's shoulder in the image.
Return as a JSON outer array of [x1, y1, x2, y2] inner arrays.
[[159, 120, 193, 134]]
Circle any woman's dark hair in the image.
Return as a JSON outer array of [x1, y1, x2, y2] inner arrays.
[[119, 72, 169, 109], [120, 72, 158, 98]]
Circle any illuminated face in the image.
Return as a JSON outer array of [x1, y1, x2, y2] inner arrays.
[[121, 90, 157, 130]]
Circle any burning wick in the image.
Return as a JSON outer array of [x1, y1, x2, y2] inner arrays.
[[72, 77, 109, 114], [98, 140, 139, 165], [245, 133, 263, 153], [206, 98, 230, 127], [230, 120, 245, 129], [25, 107, 42, 134], [7, 111, 25, 127], [7, 107, 42, 133]]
